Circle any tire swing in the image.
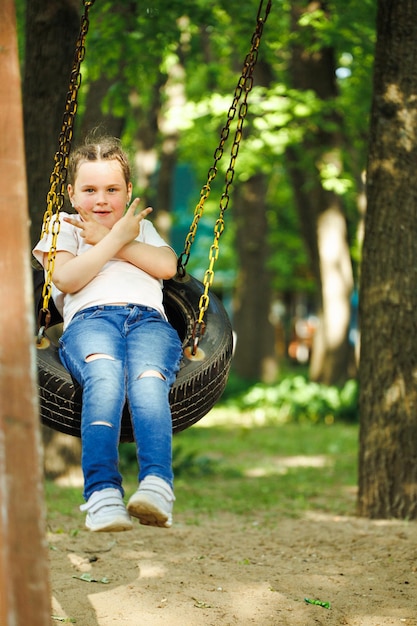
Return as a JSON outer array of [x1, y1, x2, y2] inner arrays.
[[35, 0, 271, 442]]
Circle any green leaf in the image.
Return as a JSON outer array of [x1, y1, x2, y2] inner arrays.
[[72, 573, 110, 584]]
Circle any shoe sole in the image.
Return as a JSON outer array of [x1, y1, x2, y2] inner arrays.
[[86, 517, 134, 532], [127, 496, 171, 528]]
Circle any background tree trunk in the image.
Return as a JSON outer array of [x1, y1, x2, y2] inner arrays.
[[287, 0, 354, 385], [233, 173, 277, 382], [23, 0, 80, 246], [24, 0, 82, 478], [79, 75, 125, 140], [358, 0, 417, 519]]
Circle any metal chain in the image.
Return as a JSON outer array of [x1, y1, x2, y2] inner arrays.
[[181, 0, 272, 352], [38, 0, 96, 335], [37, 0, 271, 352]]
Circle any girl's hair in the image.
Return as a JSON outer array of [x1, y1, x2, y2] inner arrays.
[[68, 133, 131, 185]]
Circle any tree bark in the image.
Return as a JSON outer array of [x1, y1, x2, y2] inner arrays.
[[23, 0, 80, 245], [358, 0, 417, 519], [24, 0, 83, 477], [0, 2, 51, 621], [233, 173, 277, 382], [286, 0, 354, 385], [79, 75, 125, 140]]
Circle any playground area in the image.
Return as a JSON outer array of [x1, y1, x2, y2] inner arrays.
[[3, 3, 417, 625], [49, 506, 417, 625]]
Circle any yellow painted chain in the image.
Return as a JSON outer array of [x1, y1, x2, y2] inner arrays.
[[179, 0, 271, 351], [38, 0, 96, 334], [37, 0, 270, 352]]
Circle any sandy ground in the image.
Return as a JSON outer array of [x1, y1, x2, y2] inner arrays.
[[48, 507, 417, 626]]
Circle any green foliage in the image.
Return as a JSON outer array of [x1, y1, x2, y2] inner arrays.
[[173, 419, 358, 517], [109, 373, 359, 523], [220, 374, 358, 424], [49, 0, 376, 293], [172, 445, 221, 477], [46, 420, 358, 522], [119, 441, 221, 478], [17, 0, 378, 287]]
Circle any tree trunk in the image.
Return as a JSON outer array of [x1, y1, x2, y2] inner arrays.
[[286, 0, 354, 385], [154, 54, 186, 240], [24, 0, 80, 246], [78, 2, 138, 143], [358, 0, 417, 519], [233, 173, 277, 382], [1, 1, 51, 620], [79, 75, 125, 140], [24, 0, 83, 477]]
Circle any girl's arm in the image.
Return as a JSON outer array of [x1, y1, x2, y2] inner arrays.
[[107, 200, 177, 278], [116, 242, 178, 280], [47, 226, 132, 294], [50, 204, 144, 293], [49, 202, 177, 293]]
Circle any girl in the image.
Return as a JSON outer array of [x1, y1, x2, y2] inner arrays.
[[33, 136, 183, 532]]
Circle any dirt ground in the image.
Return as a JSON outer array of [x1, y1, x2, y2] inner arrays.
[[48, 506, 417, 626]]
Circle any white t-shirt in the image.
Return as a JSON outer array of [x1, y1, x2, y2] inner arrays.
[[33, 212, 172, 328]]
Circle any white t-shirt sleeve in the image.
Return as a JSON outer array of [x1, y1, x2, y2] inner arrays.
[[32, 212, 79, 265], [32, 213, 78, 316]]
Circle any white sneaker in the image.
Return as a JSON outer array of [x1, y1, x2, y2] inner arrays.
[[80, 488, 133, 532], [127, 476, 175, 528]]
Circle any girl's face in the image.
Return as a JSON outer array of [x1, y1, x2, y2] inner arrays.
[[67, 159, 132, 229]]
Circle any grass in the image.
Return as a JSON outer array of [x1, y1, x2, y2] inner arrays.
[[44, 408, 359, 528]]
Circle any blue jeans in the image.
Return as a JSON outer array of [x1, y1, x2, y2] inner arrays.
[[59, 305, 183, 501]]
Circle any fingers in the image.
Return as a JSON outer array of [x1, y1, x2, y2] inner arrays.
[[74, 205, 91, 220], [140, 206, 153, 218], [64, 209, 88, 224], [64, 205, 88, 225], [63, 214, 82, 228], [126, 198, 141, 214], [125, 198, 153, 219]]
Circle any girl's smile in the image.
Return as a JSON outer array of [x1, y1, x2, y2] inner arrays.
[[68, 159, 132, 228]]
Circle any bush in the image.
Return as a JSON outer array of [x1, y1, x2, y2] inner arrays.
[[220, 375, 358, 424]]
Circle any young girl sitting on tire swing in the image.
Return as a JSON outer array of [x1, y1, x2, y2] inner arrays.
[[33, 133, 183, 533]]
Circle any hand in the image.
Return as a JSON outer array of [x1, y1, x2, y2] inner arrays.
[[111, 199, 153, 246], [63, 207, 109, 245]]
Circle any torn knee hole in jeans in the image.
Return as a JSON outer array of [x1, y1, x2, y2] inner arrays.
[[85, 353, 115, 363], [138, 369, 166, 381], [91, 421, 113, 428]]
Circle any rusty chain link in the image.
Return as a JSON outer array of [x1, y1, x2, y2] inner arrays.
[[38, 0, 96, 338]]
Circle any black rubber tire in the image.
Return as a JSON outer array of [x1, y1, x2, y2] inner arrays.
[[34, 271, 233, 442]]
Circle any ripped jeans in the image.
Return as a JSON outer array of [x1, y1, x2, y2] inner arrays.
[[59, 305, 183, 501]]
